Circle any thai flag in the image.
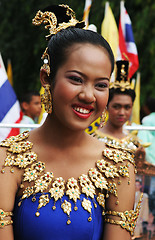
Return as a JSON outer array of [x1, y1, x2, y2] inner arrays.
[[118, 1, 139, 78], [0, 53, 22, 141]]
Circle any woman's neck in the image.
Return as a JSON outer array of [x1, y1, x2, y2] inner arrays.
[[37, 114, 89, 148], [100, 120, 125, 139]]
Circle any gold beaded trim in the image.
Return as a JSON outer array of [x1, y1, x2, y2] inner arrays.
[[0, 209, 13, 228], [104, 193, 143, 236]]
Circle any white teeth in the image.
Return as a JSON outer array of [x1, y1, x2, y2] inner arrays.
[[73, 107, 90, 114]]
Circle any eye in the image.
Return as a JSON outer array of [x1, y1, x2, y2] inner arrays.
[[68, 76, 83, 84], [125, 105, 132, 110], [113, 105, 120, 110], [95, 82, 109, 90]]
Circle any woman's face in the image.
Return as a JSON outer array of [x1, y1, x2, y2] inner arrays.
[[51, 43, 112, 131], [107, 94, 133, 128]]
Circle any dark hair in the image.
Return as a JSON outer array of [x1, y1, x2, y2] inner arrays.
[[108, 88, 136, 104], [20, 91, 40, 104], [136, 179, 142, 185], [47, 27, 114, 85], [146, 97, 155, 113]]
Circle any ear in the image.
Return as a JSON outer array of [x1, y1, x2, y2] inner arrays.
[[40, 69, 50, 87], [21, 102, 29, 112]]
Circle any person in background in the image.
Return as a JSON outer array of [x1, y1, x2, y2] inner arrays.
[[19, 91, 41, 133], [138, 97, 155, 165], [133, 179, 149, 238], [94, 60, 145, 160]]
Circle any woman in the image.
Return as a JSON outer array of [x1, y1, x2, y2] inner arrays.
[[94, 60, 145, 160], [0, 5, 141, 240]]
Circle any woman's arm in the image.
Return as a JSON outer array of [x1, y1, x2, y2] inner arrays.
[[103, 152, 137, 240], [0, 148, 19, 240]]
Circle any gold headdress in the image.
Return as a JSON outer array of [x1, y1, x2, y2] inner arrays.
[[32, 4, 85, 40], [110, 60, 133, 91], [32, 4, 85, 76]]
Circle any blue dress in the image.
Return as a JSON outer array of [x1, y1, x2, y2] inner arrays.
[[13, 193, 104, 240]]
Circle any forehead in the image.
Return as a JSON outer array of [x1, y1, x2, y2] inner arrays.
[[30, 95, 40, 102], [110, 94, 133, 105], [59, 43, 112, 74]]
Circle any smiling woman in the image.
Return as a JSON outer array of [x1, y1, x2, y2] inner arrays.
[[0, 4, 140, 240]]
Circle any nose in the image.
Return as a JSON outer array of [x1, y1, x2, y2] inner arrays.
[[78, 84, 96, 103], [119, 107, 125, 115]]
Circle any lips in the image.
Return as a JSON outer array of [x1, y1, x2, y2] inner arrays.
[[72, 104, 94, 119], [117, 117, 125, 122]]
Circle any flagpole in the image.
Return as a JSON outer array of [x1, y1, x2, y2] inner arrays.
[[120, 1, 125, 35], [104, 2, 109, 16]]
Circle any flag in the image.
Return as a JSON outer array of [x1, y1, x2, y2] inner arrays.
[[7, 59, 13, 86], [83, 0, 93, 28], [0, 53, 22, 141], [101, 2, 119, 60], [131, 72, 140, 124], [118, 1, 139, 78]]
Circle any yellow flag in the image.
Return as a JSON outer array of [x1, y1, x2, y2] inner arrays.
[[101, 2, 118, 60], [7, 59, 13, 86], [131, 72, 140, 124], [83, 0, 93, 29]]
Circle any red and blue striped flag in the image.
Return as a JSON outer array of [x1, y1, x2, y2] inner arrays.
[[117, 1, 139, 78], [0, 53, 22, 141]]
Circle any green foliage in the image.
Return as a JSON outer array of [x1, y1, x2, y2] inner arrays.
[[0, 0, 154, 104]]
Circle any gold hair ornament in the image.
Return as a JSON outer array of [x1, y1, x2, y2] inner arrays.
[[32, 4, 84, 39], [110, 60, 133, 91], [32, 5, 85, 78], [0, 209, 13, 228]]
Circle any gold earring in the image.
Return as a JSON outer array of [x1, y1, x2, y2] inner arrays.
[[41, 84, 52, 114], [100, 107, 107, 128]]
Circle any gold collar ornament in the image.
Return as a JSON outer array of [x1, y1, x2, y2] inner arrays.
[[0, 132, 140, 235], [110, 60, 133, 91]]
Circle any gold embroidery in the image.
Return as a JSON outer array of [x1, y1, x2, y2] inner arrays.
[[79, 174, 95, 198], [23, 161, 45, 182], [97, 193, 105, 214], [88, 168, 108, 190], [97, 159, 119, 178], [66, 177, 80, 202], [49, 177, 65, 210]]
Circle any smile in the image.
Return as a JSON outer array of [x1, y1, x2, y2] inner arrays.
[[73, 107, 90, 114], [72, 105, 94, 119]]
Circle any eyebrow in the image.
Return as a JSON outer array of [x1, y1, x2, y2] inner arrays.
[[113, 103, 132, 107], [66, 70, 110, 81]]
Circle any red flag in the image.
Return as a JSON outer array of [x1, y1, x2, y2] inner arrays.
[[117, 1, 139, 78]]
